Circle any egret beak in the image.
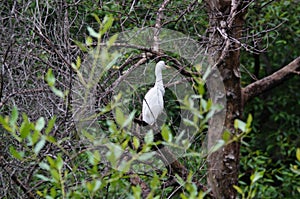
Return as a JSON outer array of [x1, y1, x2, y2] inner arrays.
[[165, 65, 171, 69]]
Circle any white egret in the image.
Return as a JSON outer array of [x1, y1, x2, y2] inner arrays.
[[142, 61, 170, 125]]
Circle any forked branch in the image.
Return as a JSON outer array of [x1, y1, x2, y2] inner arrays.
[[242, 56, 300, 105]]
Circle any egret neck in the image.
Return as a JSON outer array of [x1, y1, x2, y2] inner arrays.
[[155, 65, 165, 94]]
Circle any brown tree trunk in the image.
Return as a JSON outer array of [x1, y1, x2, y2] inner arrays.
[[205, 1, 246, 198]]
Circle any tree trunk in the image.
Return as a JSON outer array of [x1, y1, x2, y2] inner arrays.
[[205, 1, 246, 198]]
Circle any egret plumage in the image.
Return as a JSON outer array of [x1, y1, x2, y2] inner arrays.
[[142, 61, 169, 125]]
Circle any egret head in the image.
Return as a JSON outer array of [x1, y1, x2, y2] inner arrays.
[[155, 61, 170, 76], [156, 61, 167, 70]]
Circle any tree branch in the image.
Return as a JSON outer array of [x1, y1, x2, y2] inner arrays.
[[153, 0, 170, 51], [242, 56, 300, 104]]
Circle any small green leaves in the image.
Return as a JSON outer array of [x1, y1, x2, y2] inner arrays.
[[234, 114, 252, 133], [250, 170, 265, 184]]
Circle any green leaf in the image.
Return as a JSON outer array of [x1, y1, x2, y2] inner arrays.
[[31, 130, 40, 145], [144, 130, 154, 144], [200, 98, 207, 111], [106, 34, 118, 48], [246, 114, 253, 128], [88, 150, 101, 165], [76, 56, 81, 69], [150, 173, 159, 189], [45, 116, 56, 134], [296, 148, 300, 162], [234, 119, 246, 132], [46, 69, 55, 87], [133, 136, 140, 149], [46, 135, 56, 143], [47, 156, 56, 168], [20, 117, 32, 139], [161, 125, 172, 142], [197, 83, 205, 95], [132, 185, 141, 198], [50, 87, 64, 98], [34, 137, 46, 155], [121, 110, 135, 128], [92, 180, 102, 192], [101, 15, 114, 35], [222, 130, 231, 142], [9, 146, 24, 160], [35, 174, 51, 182], [0, 116, 12, 132], [71, 63, 77, 71], [210, 140, 225, 153], [107, 120, 118, 134], [202, 66, 211, 81], [250, 170, 265, 184], [56, 155, 63, 171], [50, 169, 60, 182], [138, 152, 155, 161], [87, 26, 100, 39], [39, 162, 50, 170], [74, 40, 88, 52], [91, 13, 101, 24], [10, 106, 18, 126], [290, 165, 300, 175], [115, 107, 125, 127], [35, 117, 45, 131], [85, 36, 93, 46], [233, 185, 244, 195]]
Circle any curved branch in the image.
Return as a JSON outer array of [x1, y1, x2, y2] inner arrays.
[[242, 56, 300, 105]]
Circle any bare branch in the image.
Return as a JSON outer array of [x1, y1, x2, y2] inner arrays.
[[163, 0, 198, 26], [153, 0, 170, 51], [0, 88, 47, 109], [242, 56, 300, 104]]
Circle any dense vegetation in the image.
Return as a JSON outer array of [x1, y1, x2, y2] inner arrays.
[[0, 0, 299, 198]]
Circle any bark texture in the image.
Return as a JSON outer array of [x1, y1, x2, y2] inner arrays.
[[205, 1, 246, 198]]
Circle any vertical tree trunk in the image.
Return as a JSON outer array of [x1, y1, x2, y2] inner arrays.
[[205, 1, 246, 198]]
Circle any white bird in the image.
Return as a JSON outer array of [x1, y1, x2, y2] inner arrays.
[[142, 61, 170, 125]]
